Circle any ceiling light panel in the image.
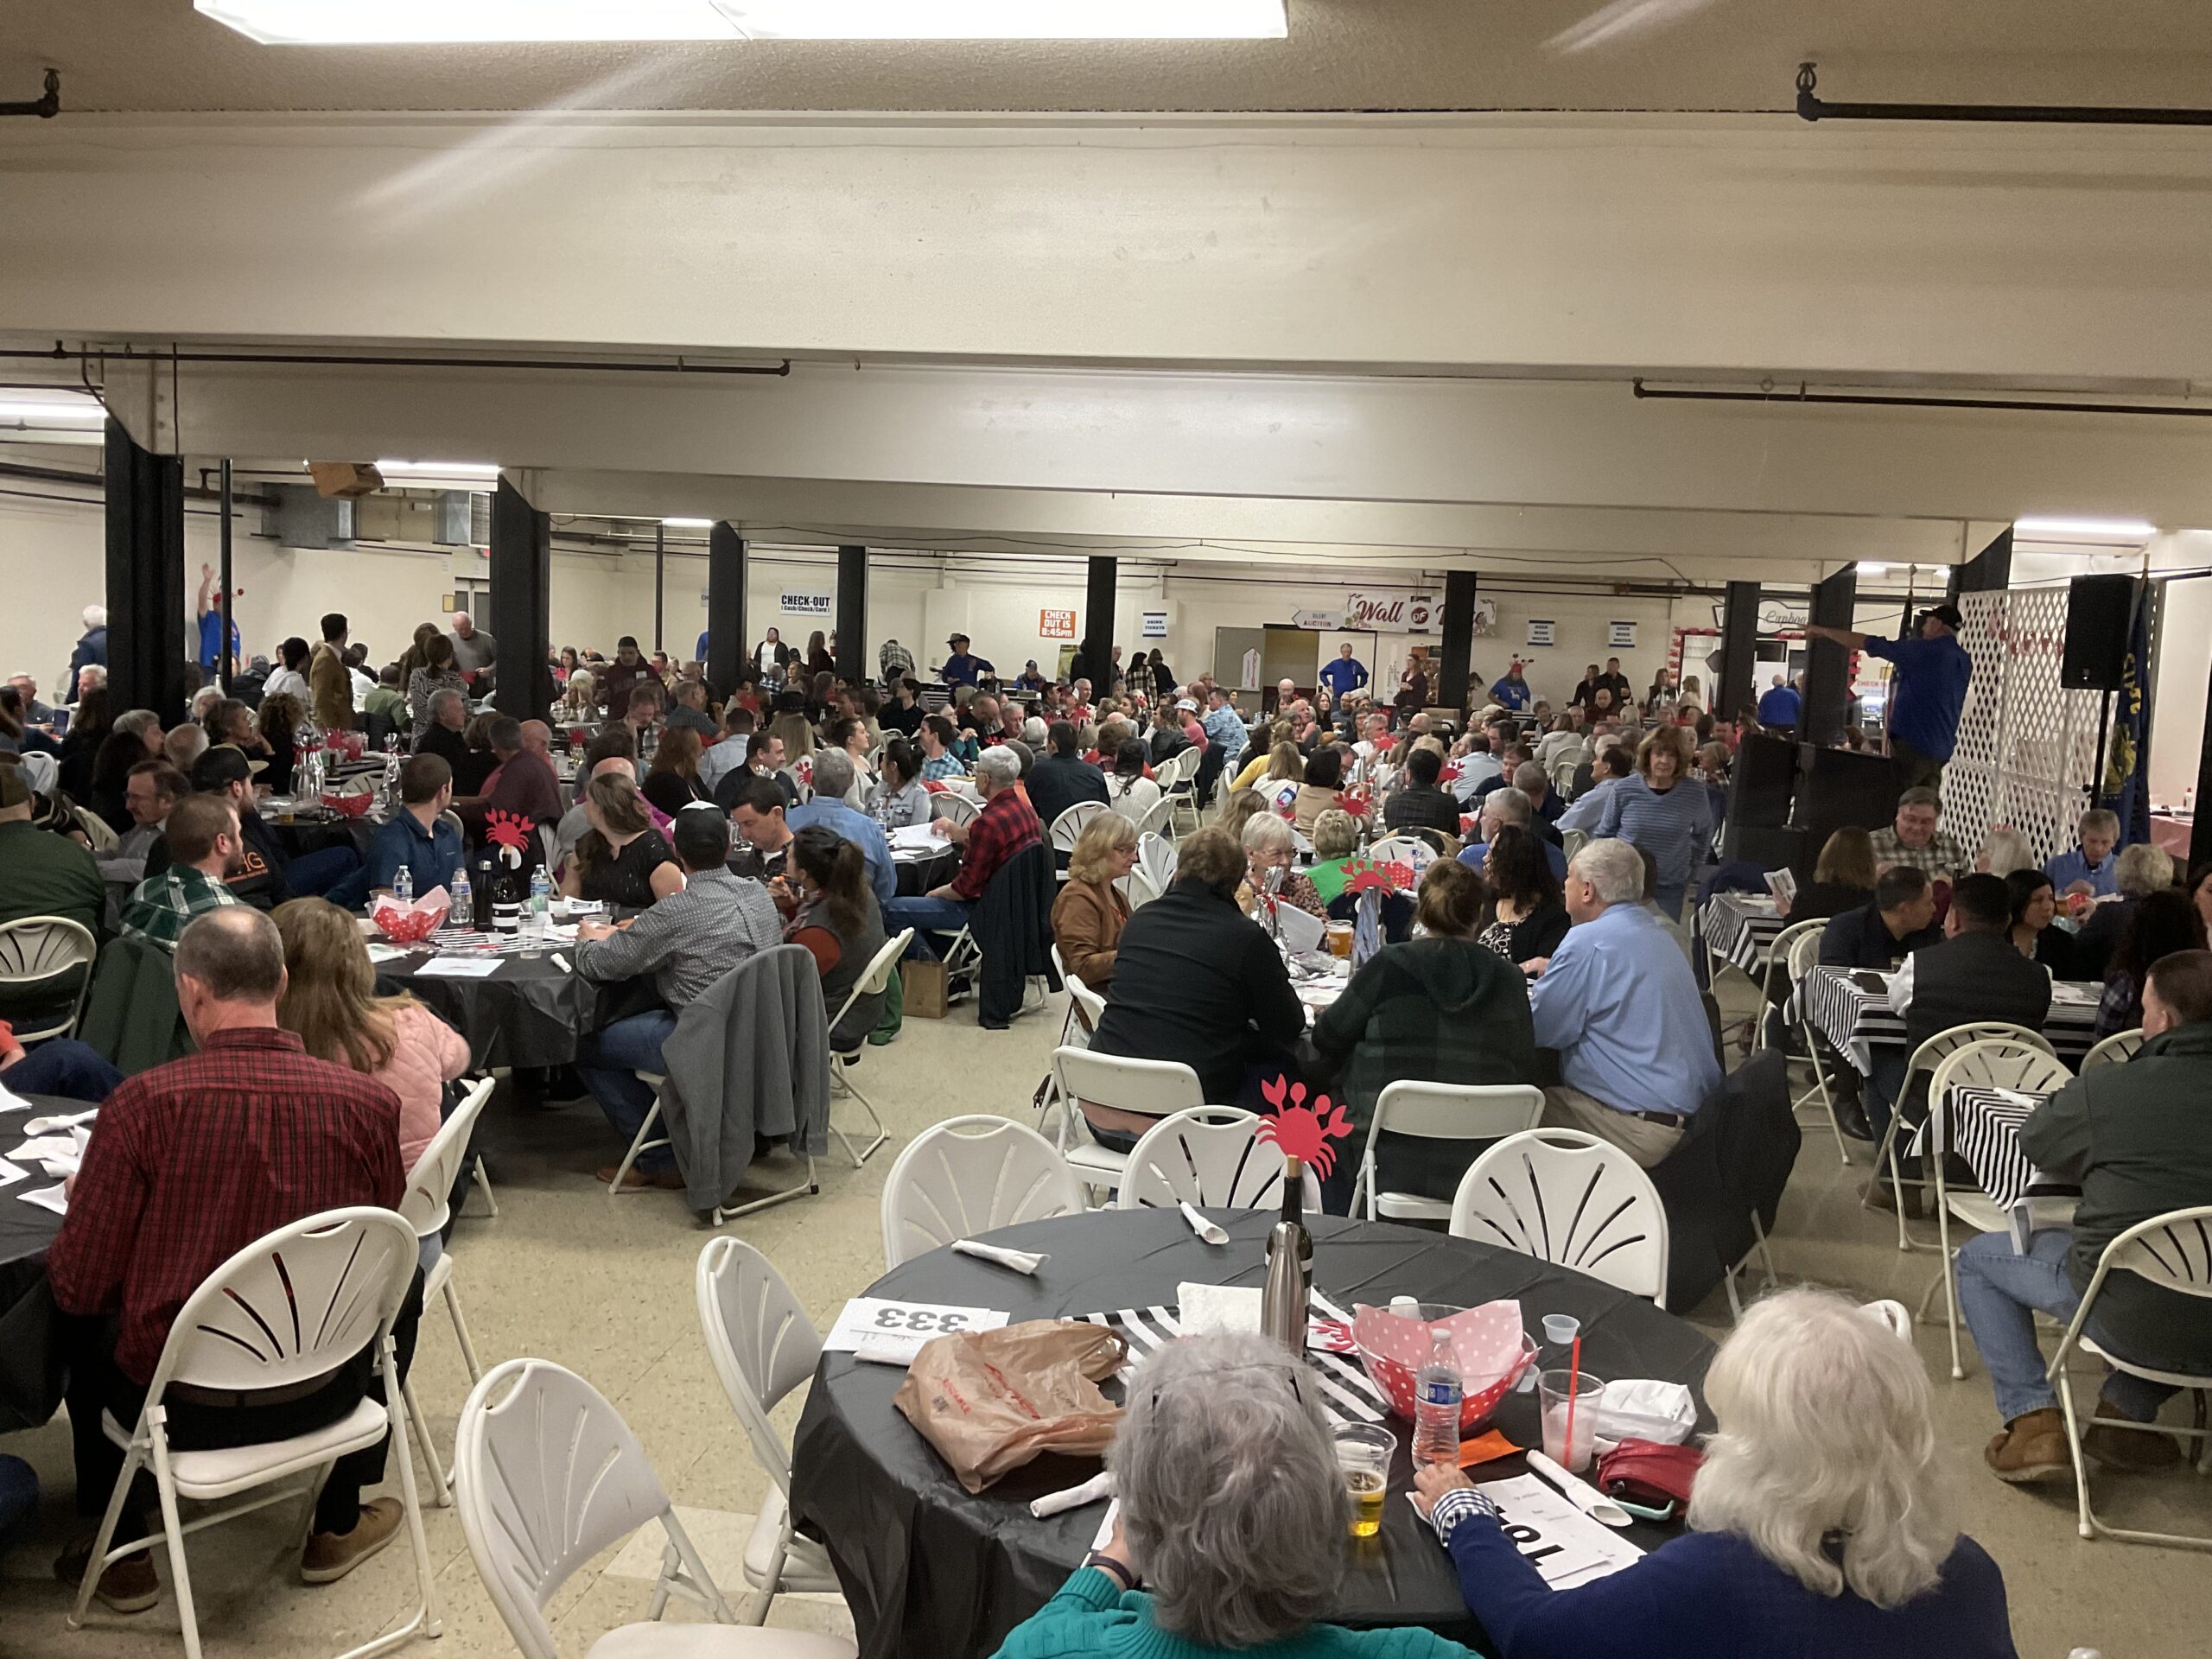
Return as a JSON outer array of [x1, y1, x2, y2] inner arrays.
[[2012, 516, 2157, 539], [197, 0, 1287, 44], [711, 1, 1287, 38], [196, 2, 741, 44]]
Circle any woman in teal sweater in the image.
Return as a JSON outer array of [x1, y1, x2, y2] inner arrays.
[[993, 1333, 1478, 1659]]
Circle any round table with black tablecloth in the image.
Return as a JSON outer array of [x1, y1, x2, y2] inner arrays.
[[790, 1209, 1714, 1659], [893, 844, 959, 896], [264, 810, 378, 867], [374, 948, 602, 1071], [0, 1096, 74, 1434]]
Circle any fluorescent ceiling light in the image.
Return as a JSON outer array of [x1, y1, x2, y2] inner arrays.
[[661, 517, 715, 527], [197, 2, 739, 43], [196, 0, 1286, 44], [1929, 566, 1950, 581], [712, 1, 1287, 39], [1855, 562, 1888, 576], [2012, 515, 2157, 540], [0, 398, 105, 423], [374, 459, 501, 480]]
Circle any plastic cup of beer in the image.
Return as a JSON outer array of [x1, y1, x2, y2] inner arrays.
[[1333, 1422, 1396, 1539], [1537, 1369, 1601, 1474], [1325, 920, 1355, 959]]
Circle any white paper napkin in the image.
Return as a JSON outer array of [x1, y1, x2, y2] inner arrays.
[[1031, 1471, 1115, 1518], [951, 1239, 1047, 1274], [19, 1181, 67, 1216], [22, 1109, 98, 1135]]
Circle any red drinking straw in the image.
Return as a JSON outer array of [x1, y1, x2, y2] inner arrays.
[[1564, 1335, 1583, 1465]]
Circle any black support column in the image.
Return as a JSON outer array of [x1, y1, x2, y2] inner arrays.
[[1081, 556, 1117, 689], [707, 523, 748, 696], [1802, 564, 1859, 746], [103, 417, 188, 726], [489, 478, 553, 718], [1715, 580, 1761, 725], [1437, 570, 1477, 718], [1950, 527, 2012, 601], [836, 544, 868, 683]]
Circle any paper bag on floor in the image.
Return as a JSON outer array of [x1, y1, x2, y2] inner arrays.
[[893, 1319, 1128, 1493]]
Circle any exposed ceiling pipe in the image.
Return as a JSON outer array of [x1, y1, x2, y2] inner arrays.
[[1795, 60, 2212, 126], [0, 341, 791, 378], [0, 70, 60, 120], [1631, 379, 2212, 419]]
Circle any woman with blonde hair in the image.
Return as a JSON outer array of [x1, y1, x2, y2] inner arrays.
[[1052, 810, 1138, 989], [1974, 824, 2036, 879], [1230, 722, 1296, 793], [1592, 723, 1712, 919], [1415, 1287, 2015, 1656], [1305, 807, 1365, 906], [273, 897, 470, 1175], [767, 709, 816, 768], [554, 667, 597, 724], [1781, 824, 1879, 923], [1217, 786, 1270, 845]]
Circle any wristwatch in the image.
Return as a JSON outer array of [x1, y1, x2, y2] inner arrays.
[[1084, 1552, 1137, 1592]]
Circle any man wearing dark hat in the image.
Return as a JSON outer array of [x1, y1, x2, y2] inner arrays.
[[940, 632, 994, 689], [140, 745, 359, 906], [1805, 602, 1972, 790]]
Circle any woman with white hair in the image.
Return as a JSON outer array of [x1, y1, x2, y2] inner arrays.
[[1241, 811, 1327, 919], [1413, 1287, 2017, 1658], [997, 1333, 1478, 1659]]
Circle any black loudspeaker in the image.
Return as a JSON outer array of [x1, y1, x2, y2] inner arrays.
[[2061, 575, 2139, 690]]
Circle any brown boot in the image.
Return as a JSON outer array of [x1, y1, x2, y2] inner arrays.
[[302, 1497, 404, 1585], [54, 1540, 162, 1614], [2082, 1401, 2183, 1472], [1984, 1408, 2071, 1484], [1860, 1176, 1924, 1220]]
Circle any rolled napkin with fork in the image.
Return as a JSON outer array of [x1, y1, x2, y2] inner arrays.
[[1030, 1470, 1116, 1518], [952, 1239, 1048, 1274]]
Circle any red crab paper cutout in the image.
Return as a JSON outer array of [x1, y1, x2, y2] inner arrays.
[[1338, 792, 1372, 817], [1256, 1075, 1354, 1179], [1344, 859, 1414, 895], [484, 810, 533, 865]]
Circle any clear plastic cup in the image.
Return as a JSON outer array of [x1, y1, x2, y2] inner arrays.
[[1537, 1368, 1601, 1474], [1333, 1422, 1396, 1540]]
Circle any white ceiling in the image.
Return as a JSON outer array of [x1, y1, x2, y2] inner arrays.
[[9, 0, 2212, 114]]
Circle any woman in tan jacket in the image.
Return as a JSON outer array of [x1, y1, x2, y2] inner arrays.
[[1052, 810, 1138, 990]]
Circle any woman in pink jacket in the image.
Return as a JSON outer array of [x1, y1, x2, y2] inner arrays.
[[273, 898, 473, 1175]]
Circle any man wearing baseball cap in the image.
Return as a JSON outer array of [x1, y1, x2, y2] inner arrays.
[[940, 632, 995, 689], [1805, 601, 1971, 789]]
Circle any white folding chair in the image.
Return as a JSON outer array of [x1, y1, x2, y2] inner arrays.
[[68, 1209, 439, 1659], [827, 928, 913, 1166], [1548, 757, 1580, 799], [1450, 1129, 1670, 1309], [1164, 749, 1205, 836], [1558, 827, 1589, 865], [1364, 836, 1433, 872], [2081, 1028, 2145, 1071], [931, 791, 980, 830], [1113, 867, 1160, 911], [1919, 1039, 2075, 1379], [1116, 1107, 1321, 1212], [1050, 1046, 1205, 1201], [2045, 1206, 2212, 1549], [1349, 1083, 1545, 1223], [1783, 928, 1855, 1167], [1132, 793, 1176, 846], [694, 1240, 852, 1625], [880, 1116, 1085, 1269], [396, 1077, 497, 1506], [1137, 831, 1178, 895], [0, 915, 97, 1042], [1047, 801, 1109, 880], [1867, 1020, 2055, 1253], [454, 1357, 853, 1657]]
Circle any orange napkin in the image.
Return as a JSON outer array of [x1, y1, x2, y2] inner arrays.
[[1458, 1429, 1520, 1469]]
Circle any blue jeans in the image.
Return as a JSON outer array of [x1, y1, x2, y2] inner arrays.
[[1955, 1228, 2178, 1422], [575, 1010, 679, 1173], [1866, 1052, 1909, 1151], [3, 1039, 123, 1103], [882, 893, 974, 958]]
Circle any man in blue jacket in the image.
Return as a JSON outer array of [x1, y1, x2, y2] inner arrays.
[[1807, 604, 1971, 790]]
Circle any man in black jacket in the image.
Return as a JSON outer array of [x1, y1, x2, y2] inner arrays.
[[1866, 872, 2052, 1211], [1962, 950, 2212, 1483], [1818, 866, 1940, 970], [1027, 721, 1109, 846]]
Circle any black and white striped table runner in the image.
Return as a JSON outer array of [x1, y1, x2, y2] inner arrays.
[[1799, 966, 2101, 1077], [1074, 1292, 1393, 1428], [1700, 893, 1784, 977]]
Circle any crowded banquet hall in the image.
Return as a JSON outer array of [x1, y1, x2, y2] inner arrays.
[[6, 6, 2212, 1659]]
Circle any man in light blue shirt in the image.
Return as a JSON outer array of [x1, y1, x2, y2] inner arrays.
[[786, 750, 896, 906], [1199, 688, 1248, 766], [1527, 838, 1722, 1166], [1557, 746, 1633, 833], [2044, 808, 2120, 899]]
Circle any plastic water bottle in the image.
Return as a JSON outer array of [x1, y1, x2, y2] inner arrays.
[[1412, 1325, 1464, 1466], [445, 863, 466, 925], [392, 866, 413, 907], [524, 869, 551, 944]]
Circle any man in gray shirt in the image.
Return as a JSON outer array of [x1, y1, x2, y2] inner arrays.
[[571, 806, 782, 1190], [448, 612, 497, 677]]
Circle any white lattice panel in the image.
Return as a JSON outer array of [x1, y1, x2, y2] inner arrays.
[[1941, 590, 2101, 865]]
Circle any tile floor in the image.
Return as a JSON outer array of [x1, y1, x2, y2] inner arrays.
[[2, 976, 2205, 1659]]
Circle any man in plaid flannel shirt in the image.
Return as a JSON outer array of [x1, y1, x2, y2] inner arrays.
[[881, 746, 1039, 957], [118, 793, 243, 951], [1869, 787, 1967, 881]]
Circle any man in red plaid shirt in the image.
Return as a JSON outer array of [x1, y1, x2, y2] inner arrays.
[[881, 745, 1040, 956], [47, 906, 415, 1613]]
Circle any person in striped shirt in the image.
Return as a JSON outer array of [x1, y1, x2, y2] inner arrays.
[[1592, 724, 1713, 920]]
